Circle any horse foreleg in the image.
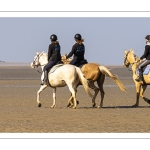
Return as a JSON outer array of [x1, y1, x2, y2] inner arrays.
[[51, 88, 56, 108], [37, 84, 47, 107], [133, 82, 141, 107], [88, 81, 99, 107], [140, 85, 150, 104], [140, 85, 147, 98], [97, 74, 105, 108]]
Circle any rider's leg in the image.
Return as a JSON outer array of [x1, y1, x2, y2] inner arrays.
[[41, 61, 57, 85], [135, 60, 150, 82], [69, 58, 81, 66]]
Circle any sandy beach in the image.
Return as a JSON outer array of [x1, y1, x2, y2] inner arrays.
[[0, 64, 150, 133]]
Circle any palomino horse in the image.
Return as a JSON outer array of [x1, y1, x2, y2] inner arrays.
[[124, 49, 150, 107], [30, 52, 93, 109], [62, 54, 126, 108]]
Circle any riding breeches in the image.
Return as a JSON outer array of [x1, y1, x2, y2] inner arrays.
[[44, 60, 58, 71], [138, 59, 150, 73], [69, 58, 83, 65]]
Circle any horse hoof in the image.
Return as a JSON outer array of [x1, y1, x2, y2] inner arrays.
[[38, 103, 42, 107], [77, 101, 79, 105], [73, 106, 77, 109], [92, 103, 96, 107], [51, 105, 56, 108], [67, 104, 71, 107]]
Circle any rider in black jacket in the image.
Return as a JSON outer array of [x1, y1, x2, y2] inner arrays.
[[135, 35, 150, 82], [41, 34, 61, 85], [66, 34, 87, 66]]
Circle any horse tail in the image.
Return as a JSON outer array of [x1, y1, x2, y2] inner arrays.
[[99, 66, 127, 92], [75, 67, 94, 98]]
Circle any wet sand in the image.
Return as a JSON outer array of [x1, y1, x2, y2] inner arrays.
[[0, 65, 150, 133]]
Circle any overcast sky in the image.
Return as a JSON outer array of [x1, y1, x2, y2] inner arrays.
[[0, 17, 149, 65]]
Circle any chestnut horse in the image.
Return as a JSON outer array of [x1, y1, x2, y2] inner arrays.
[[124, 49, 150, 107], [62, 54, 126, 108]]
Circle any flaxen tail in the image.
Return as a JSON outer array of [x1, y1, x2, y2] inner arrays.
[[75, 67, 94, 98], [99, 66, 126, 92]]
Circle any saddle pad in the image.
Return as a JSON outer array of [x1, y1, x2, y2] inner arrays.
[[49, 64, 64, 74], [136, 65, 150, 75]]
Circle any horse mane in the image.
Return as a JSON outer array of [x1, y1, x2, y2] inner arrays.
[[61, 54, 72, 64], [43, 52, 47, 56]]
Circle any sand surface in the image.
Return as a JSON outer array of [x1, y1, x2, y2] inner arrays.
[[0, 65, 150, 133]]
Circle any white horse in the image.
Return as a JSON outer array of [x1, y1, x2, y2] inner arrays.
[[30, 52, 93, 109]]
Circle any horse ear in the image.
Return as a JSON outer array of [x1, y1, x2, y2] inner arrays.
[[124, 50, 128, 54], [130, 49, 134, 53], [36, 51, 39, 55], [130, 49, 133, 52]]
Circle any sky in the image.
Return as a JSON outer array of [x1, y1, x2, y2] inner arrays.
[[0, 17, 150, 65]]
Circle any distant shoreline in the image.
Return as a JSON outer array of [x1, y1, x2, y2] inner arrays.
[[0, 62, 30, 66], [0, 62, 124, 68]]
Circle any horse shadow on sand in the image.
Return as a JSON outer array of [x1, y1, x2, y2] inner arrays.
[[79, 97, 150, 109]]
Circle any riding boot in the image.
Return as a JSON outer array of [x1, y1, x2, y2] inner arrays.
[[135, 73, 143, 82], [41, 70, 48, 85]]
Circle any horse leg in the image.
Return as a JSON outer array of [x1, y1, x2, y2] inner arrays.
[[133, 82, 141, 107], [140, 85, 150, 104], [67, 85, 79, 108], [88, 81, 99, 107], [51, 88, 56, 108], [67, 94, 74, 107], [97, 74, 105, 108], [68, 85, 77, 109], [140, 84, 147, 98], [37, 84, 48, 107]]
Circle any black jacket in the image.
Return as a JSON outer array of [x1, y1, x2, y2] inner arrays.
[[66, 43, 85, 60], [48, 42, 61, 61], [140, 45, 150, 60]]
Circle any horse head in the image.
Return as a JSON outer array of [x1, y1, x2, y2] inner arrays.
[[124, 49, 140, 68], [30, 51, 46, 68]]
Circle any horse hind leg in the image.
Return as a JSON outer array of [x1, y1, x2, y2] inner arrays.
[[37, 84, 47, 107], [88, 81, 99, 107], [97, 74, 105, 108], [67, 85, 79, 108], [67, 84, 77, 109], [133, 83, 141, 107], [67, 94, 74, 108], [51, 88, 56, 108]]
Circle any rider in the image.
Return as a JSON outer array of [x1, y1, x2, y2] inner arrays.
[[135, 35, 150, 82], [65, 33, 87, 67], [41, 34, 61, 85]]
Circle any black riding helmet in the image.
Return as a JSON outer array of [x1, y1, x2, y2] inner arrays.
[[145, 35, 150, 40], [50, 34, 57, 41], [74, 34, 82, 40]]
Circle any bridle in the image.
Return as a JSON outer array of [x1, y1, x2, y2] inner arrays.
[[32, 52, 47, 73], [124, 51, 130, 67]]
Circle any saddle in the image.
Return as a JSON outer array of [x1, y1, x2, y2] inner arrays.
[[49, 64, 64, 74], [136, 65, 150, 75], [76, 59, 88, 68]]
